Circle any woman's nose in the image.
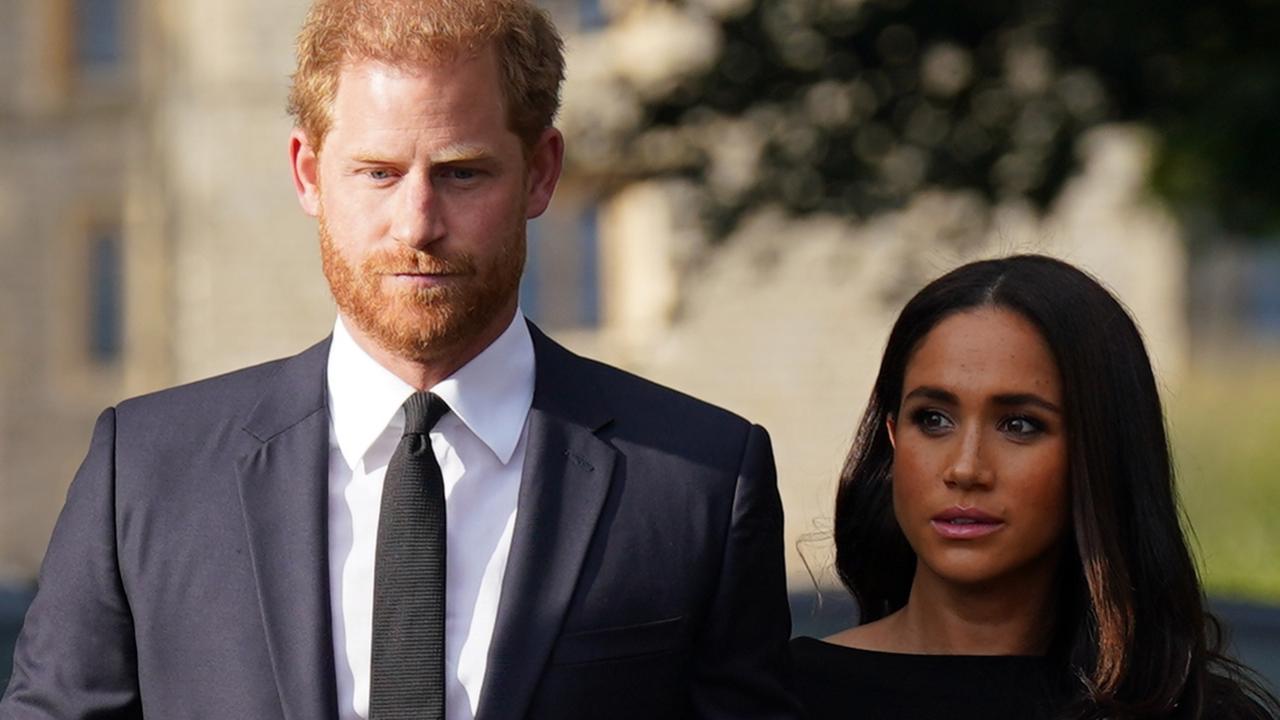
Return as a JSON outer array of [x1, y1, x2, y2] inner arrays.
[[943, 427, 992, 490]]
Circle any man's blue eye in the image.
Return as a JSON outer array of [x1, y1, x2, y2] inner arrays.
[[368, 169, 393, 180]]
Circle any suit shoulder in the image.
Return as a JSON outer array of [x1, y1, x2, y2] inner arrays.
[[117, 358, 285, 419], [584, 357, 750, 429], [113, 340, 327, 431], [567, 353, 764, 469]]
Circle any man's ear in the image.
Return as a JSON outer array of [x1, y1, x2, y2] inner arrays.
[[886, 415, 898, 449], [524, 127, 564, 220], [290, 127, 321, 217]]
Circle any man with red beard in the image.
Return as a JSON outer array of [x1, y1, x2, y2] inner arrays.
[[1, 2, 797, 720]]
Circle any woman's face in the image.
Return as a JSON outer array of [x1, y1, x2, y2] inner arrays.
[[889, 307, 1070, 590]]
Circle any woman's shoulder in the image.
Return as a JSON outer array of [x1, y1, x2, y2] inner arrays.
[[789, 636, 1058, 720], [790, 635, 1051, 677], [789, 635, 903, 673], [1200, 668, 1280, 720]]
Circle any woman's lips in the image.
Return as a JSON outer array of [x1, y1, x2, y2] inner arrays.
[[930, 507, 1005, 539]]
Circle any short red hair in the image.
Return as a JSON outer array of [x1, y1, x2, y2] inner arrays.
[[287, 0, 565, 151]]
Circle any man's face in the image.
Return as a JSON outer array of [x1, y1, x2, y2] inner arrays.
[[291, 49, 562, 365]]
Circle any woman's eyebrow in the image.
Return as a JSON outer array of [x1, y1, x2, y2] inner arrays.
[[903, 386, 957, 404], [904, 386, 1062, 414], [992, 393, 1062, 413]]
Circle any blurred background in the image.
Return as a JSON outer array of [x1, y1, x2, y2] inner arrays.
[[1, 0, 1277, 691]]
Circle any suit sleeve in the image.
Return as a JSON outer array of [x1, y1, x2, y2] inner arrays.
[[1, 408, 143, 719], [688, 424, 801, 719]]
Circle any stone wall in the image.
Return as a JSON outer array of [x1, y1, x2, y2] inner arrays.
[[0, 0, 1188, 593], [0, 0, 329, 579], [0, 0, 138, 576]]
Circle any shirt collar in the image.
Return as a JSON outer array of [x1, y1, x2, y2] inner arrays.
[[326, 311, 535, 469]]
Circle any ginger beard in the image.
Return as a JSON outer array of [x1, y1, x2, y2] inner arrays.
[[317, 210, 526, 364]]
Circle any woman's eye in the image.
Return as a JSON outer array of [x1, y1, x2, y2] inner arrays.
[[1000, 416, 1044, 437], [911, 409, 953, 434]]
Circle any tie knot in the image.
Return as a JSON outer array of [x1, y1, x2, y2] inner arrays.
[[401, 392, 450, 435]]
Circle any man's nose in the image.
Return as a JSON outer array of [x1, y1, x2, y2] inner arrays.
[[390, 173, 446, 249], [943, 425, 992, 490]]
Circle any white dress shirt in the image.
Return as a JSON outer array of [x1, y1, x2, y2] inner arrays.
[[326, 312, 535, 720]]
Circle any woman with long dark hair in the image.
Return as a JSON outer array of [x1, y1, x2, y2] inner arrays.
[[792, 254, 1278, 719]]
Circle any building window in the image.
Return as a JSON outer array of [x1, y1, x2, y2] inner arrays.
[[88, 226, 122, 363], [577, 204, 601, 327], [537, 0, 606, 32], [1246, 245, 1280, 340], [521, 218, 544, 320], [579, 0, 607, 31], [520, 202, 601, 331], [75, 0, 123, 70]]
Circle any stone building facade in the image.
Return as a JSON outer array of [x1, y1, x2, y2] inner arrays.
[[0, 0, 610, 581], [0, 0, 1188, 592]]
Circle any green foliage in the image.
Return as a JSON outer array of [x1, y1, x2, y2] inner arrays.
[[1172, 360, 1280, 601], [617, 0, 1280, 239]]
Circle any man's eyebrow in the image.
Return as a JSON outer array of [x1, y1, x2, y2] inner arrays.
[[347, 144, 495, 166], [430, 144, 494, 164], [349, 149, 398, 165]]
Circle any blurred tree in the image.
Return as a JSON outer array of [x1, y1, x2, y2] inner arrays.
[[593, 0, 1280, 240]]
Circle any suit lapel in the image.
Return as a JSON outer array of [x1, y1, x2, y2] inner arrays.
[[476, 324, 617, 720], [235, 339, 340, 720]]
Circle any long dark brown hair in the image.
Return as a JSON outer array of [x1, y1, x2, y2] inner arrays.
[[834, 254, 1278, 719]]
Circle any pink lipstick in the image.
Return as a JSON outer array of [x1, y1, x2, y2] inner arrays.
[[931, 507, 1004, 539]]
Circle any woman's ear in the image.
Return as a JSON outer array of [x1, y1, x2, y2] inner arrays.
[[886, 415, 898, 449]]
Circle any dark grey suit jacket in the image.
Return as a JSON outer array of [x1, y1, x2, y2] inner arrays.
[[1, 322, 798, 719]]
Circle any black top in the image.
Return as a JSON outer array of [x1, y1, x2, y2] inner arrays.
[[790, 636, 1059, 720]]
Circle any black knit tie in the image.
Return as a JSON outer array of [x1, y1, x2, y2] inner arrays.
[[369, 391, 450, 720]]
